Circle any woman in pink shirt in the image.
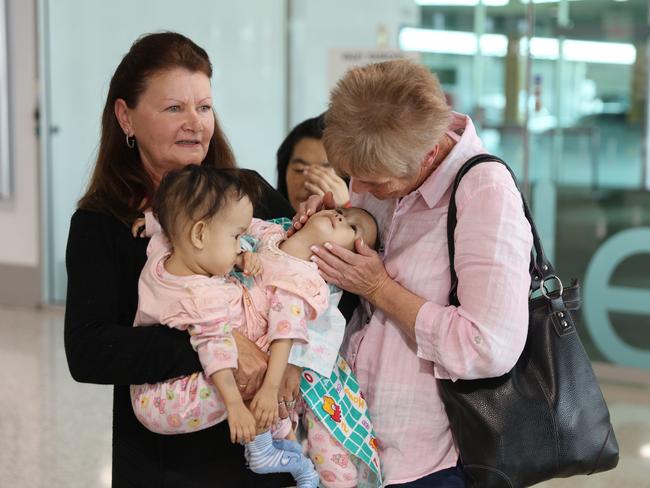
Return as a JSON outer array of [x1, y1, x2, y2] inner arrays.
[[293, 60, 533, 487]]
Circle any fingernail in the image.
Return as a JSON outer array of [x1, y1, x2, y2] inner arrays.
[[300, 216, 307, 223], [310, 255, 318, 262], [323, 242, 332, 250], [310, 246, 319, 253], [360, 239, 365, 247]]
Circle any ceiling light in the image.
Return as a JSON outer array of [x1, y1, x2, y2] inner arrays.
[[399, 28, 636, 65], [641, 444, 650, 459], [414, 0, 510, 6], [520, 0, 582, 3]]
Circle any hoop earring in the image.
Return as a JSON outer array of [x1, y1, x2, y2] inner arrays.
[[126, 133, 135, 149]]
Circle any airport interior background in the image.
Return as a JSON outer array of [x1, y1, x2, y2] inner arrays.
[[0, 0, 649, 486]]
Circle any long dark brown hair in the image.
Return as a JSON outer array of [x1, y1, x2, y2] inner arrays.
[[78, 32, 236, 225], [275, 114, 325, 200]]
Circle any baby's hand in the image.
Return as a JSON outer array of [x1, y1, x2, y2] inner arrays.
[[226, 402, 257, 444], [131, 217, 146, 238], [236, 251, 263, 277], [250, 386, 279, 430]]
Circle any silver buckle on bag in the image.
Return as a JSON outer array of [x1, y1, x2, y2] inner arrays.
[[540, 275, 564, 299]]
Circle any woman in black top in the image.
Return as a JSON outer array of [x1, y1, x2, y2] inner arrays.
[[64, 32, 293, 487]]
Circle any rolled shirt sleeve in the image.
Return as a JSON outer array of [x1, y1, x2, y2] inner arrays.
[[414, 170, 533, 381]]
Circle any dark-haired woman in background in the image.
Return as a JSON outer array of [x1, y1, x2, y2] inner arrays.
[[64, 32, 294, 487], [276, 114, 349, 211]]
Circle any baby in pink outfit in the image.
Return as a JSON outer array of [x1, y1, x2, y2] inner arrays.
[[130, 165, 378, 488]]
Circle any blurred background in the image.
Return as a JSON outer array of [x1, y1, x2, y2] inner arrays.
[[0, 0, 649, 486]]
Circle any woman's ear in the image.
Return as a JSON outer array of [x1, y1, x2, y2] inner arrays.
[[421, 144, 440, 170], [114, 98, 134, 137], [190, 221, 206, 249]]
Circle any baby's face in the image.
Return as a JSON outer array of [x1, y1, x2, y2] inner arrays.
[[302, 207, 377, 251], [200, 196, 253, 276]]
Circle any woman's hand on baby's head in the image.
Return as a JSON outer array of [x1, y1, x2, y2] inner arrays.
[[287, 191, 337, 237], [235, 251, 262, 277], [131, 217, 146, 238]]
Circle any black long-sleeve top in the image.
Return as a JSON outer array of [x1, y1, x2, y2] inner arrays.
[[64, 171, 295, 487]]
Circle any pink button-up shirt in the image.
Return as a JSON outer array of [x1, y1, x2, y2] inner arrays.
[[345, 113, 533, 484]]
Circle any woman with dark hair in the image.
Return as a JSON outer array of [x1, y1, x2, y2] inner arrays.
[[276, 114, 349, 210], [64, 32, 294, 487]]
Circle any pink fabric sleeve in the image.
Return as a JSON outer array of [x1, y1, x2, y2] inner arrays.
[[160, 295, 239, 377], [266, 288, 310, 345], [247, 218, 285, 240], [146, 232, 171, 258], [188, 318, 238, 377], [144, 210, 162, 237], [414, 177, 533, 381]]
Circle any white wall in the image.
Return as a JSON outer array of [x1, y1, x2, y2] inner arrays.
[[45, 0, 287, 301], [289, 0, 419, 126], [43, 0, 420, 302], [0, 0, 39, 268]]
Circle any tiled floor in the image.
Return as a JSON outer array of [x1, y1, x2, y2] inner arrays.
[[1, 304, 649, 487]]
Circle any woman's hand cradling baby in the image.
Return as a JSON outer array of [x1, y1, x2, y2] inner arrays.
[[278, 364, 302, 419], [311, 238, 391, 304], [232, 330, 268, 400], [131, 217, 146, 238]]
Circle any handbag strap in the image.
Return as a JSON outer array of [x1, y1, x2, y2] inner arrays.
[[447, 154, 553, 306]]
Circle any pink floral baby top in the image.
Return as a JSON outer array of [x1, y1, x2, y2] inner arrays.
[[242, 219, 330, 353], [134, 218, 329, 378]]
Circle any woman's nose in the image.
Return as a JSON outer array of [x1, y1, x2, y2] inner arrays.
[[350, 178, 367, 193], [183, 109, 203, 132]]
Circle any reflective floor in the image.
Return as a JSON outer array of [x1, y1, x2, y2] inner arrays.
[[1, 304, 649, 488]]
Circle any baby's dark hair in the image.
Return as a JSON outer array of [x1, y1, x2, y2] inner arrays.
[[153, 165, 261, 243], [356, 207, 381, 251]]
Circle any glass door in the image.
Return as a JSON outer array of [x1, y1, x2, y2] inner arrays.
[[403, 0, 650, 369]]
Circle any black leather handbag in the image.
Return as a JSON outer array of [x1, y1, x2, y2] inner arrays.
[[438, 154, 619, 488]]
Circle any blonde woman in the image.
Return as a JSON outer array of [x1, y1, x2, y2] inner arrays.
[[293, 60, 533, 487]]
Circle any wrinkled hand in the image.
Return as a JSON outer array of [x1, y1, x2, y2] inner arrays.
[[278, 364, 302, 419], [226, 401, 257, 443], [232, 330, 268, 400], [287, 192, 337, 237], [303, 166, 350, 208], [250, 386, 279, 430], [131, 217, 146, 238], [311, 238, 391, 303], [235, 251, 263, 277]]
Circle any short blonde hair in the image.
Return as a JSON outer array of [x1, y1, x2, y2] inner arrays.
[[324, 60, 451, 179]]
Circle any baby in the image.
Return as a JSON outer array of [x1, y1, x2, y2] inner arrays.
[[130, 165, 379, 488]]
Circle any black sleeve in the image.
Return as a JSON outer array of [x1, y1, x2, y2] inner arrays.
[[243, 169, 295, 220], [64, 210, 202, 386]]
